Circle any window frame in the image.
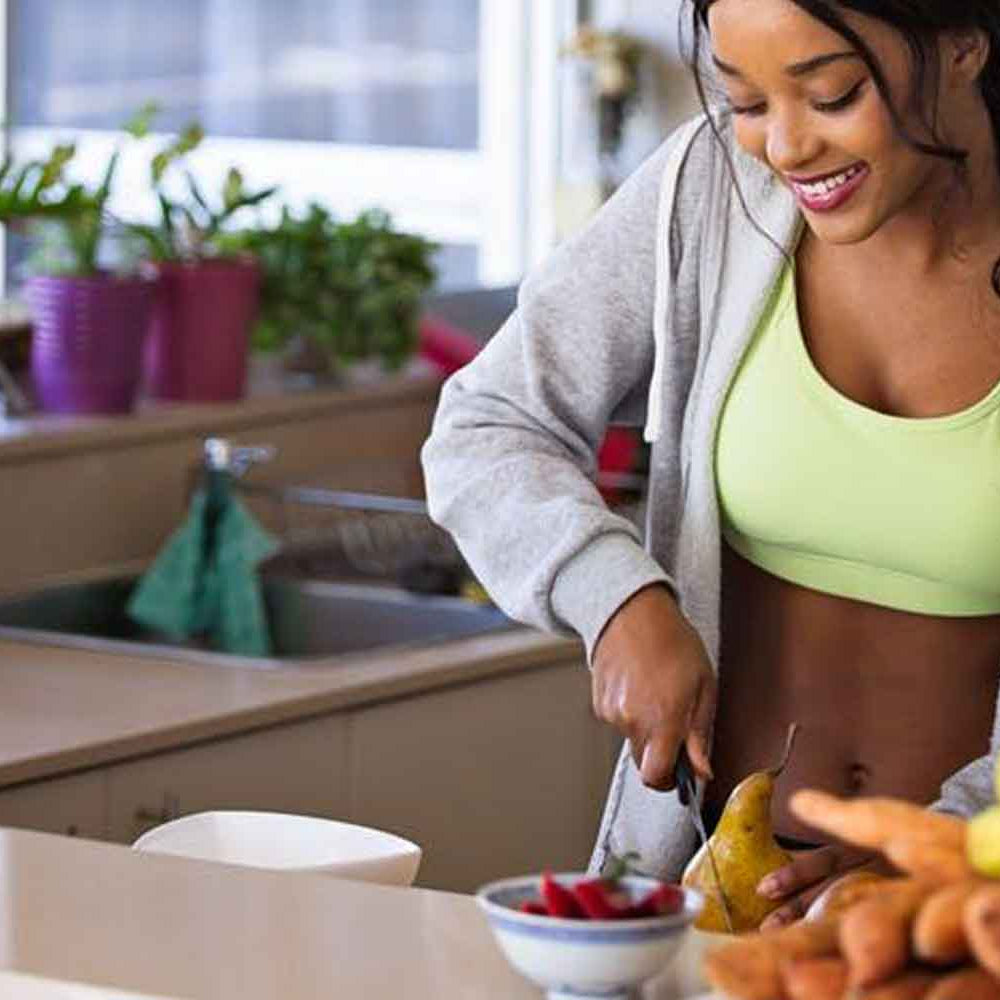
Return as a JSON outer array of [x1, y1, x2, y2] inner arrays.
[[0, 0, 571, 291]]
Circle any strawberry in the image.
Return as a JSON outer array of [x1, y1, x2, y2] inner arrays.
[[626, 883, 685, 918], [571, 877, 635, 919], [541, 871, 586, 918], [519, 899, 548, 915]]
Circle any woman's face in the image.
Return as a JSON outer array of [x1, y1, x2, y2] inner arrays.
[[708, 0, 960, 244]]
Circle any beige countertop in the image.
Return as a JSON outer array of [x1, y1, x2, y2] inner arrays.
[[0, 825, 719, 999], [0, 628, 580, 789]]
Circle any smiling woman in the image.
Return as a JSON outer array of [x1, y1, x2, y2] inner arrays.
[[421, 0, 1000, 932]]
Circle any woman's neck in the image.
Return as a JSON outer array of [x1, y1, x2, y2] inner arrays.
[[863, 101, 1000, 279]]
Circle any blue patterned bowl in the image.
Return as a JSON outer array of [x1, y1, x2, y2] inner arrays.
[[476, 873, 703, 1000]]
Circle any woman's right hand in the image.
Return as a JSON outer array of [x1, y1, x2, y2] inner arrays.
[[591, 584, 717, 791]]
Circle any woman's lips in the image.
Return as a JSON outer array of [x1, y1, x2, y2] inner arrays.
[[788, 163, 870, 214]]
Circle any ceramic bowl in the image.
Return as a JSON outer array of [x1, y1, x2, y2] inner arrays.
[[476, 872, 703, 1000], [132, 810, 421, 886]]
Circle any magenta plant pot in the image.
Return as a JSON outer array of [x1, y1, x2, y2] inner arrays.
[[143, 258, 260, 403], [27, 273, 157, 415]]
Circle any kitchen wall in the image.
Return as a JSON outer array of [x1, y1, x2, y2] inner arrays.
[[592, 0, 702, 134]]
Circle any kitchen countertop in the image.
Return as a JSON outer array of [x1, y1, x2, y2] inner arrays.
[[0, 627, 580, 789], [0, 824, 720, 999]]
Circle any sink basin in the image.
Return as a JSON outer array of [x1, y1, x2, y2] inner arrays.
[[0, 574, 518, 665]]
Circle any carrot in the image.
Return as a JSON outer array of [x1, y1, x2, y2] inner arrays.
[[924, 967, 1000, 1000], [964, 885, 1000, 978], [912, 880, 982, 965], [805, 870, 890, 922], [789, 791, 967, 853], [839, 880, 935, 988], [854, 970, 938, 999], [780, 956, 848, 1000], [703, 920, 839, 1000], [882, 835, 973, 883]]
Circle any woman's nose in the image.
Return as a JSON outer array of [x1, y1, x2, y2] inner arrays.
[[766, 111, 822, 175]]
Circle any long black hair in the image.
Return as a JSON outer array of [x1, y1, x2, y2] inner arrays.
[[683, 0, 1000, 290]]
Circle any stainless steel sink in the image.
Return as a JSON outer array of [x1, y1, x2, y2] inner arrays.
[[0, 574, 518, 666]]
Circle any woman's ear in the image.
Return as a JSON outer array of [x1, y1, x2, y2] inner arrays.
[[943, 29, 990, 87]]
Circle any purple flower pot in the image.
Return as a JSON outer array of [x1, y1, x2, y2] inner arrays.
[[143, 258, 260, 403], [27, 273, 157, 415]]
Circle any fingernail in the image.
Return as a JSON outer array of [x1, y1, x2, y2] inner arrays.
[[757, 875, 780, 897]]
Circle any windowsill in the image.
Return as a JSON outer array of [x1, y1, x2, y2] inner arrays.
[[0, 356, 442, 465]]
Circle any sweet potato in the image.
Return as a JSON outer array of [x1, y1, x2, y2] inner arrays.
[[882, 835, 972, 883], [703, 919, 839, 1000], [924, 967, 1000, 1000], [912, 880, 982, 965], [854, 970, 938, 999], [965, 885, 1000, 978], [780, 956, 848, 1000], [839, 880, 936, 988], [789, 791, 967, 853]]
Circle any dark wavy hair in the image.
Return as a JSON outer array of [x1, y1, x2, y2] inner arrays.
[[682, 0, 1000, 288]]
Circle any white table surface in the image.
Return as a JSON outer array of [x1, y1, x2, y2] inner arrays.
[[0, 825, 724, 999]]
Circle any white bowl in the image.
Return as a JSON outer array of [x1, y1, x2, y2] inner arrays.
[[132, 810, 421, 886], [476, 872, 703, 1000]]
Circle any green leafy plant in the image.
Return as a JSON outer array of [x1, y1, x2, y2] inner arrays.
[[127, 113, 278, 262], [221, 202, 438, 372], [0, 102, 158, 276]]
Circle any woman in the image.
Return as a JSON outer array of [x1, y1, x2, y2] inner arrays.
[[422, 0, 1000, 926]]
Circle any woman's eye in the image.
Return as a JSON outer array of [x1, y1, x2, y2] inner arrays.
[[727, 99, 766, 117], [814, 80, 866, 113]]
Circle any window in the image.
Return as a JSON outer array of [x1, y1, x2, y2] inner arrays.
[[4, 0, 569, 290]]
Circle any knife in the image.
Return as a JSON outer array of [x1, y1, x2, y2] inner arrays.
[[675, 744, 735, 933]]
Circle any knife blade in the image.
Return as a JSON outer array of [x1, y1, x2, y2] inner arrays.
[[675, 745, 735, 934]]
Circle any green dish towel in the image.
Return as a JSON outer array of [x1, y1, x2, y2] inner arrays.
[[128, 484, 280, 656]]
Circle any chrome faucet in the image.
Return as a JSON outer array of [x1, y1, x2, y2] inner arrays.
[[203, 437, 276, 477]]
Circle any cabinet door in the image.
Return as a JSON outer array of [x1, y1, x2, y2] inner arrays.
[[348, 658, 619, 893], [106, 715, 350, 845], [0, 770, 107, 839]]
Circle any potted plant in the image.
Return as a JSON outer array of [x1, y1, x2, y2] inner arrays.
[[0, 107, 159, 414], [127, 119, 278, 403], [221, 202, 437, 385]]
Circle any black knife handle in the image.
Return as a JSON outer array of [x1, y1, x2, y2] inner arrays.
[[674, 744, 696, 807]]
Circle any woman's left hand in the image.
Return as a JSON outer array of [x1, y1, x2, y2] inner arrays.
[[756, 845, 879, 929]]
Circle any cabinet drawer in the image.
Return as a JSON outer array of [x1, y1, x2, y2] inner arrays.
[[106, 714, 350, 845], [0, 770, 107, 839]]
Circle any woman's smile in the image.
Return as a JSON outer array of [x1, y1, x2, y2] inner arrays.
[[787, 161, 870, 213]]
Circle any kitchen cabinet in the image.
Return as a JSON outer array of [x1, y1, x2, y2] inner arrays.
[[349, 659, 619, 893], [0, 653, 617, 892], [0, 770, 107, 839], [106, 715, 350, 844]]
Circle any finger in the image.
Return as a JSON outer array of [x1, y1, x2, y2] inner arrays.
[[759, 875, 840, 931], [759, 893, 808, 930], [686, 671, 717, 782], [758, 848, 839, 900], [640, 733, 681, 791]]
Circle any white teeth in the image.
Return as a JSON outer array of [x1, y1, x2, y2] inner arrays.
[[796, 164, 863, 198]]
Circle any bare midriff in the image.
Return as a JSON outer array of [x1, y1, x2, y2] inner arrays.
[[704, 539, 1000, 843]]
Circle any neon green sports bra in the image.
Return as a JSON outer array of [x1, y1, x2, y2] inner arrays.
[[716, 262, 1000, 616]]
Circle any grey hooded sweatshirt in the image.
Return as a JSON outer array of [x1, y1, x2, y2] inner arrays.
[[420, 114, 997, 880]]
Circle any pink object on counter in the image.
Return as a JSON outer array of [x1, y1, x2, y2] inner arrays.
[[418, 315, 482, 377]]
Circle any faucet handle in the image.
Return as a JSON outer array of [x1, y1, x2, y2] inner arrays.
[[203, 437, 276, 477]]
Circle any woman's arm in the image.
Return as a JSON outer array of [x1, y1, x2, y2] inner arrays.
[[421, 127, 701, 662]]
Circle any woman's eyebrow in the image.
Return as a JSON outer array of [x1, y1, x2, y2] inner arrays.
[[712, 50, 860, 79]]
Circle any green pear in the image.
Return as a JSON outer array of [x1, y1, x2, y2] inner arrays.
[[969, 804, 1000, 878], [682, 724, 800, 933]]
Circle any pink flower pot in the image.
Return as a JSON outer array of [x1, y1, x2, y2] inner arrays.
[[27, 273, 157, 415], [143, 258, 260, 403]]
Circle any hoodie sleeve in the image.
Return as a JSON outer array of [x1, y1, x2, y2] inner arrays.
[[421, 126, 700, 663]]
